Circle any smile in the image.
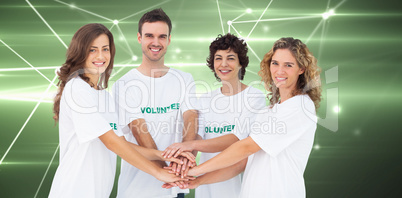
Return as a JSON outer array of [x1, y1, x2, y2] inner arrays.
[[276, 77, 287, 81], [150, 48, 161, 52], [219, 70, 231, 74], [93, 62, 106, 67]]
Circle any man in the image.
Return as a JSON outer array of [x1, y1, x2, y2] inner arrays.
[[113, 8, 199, 198]]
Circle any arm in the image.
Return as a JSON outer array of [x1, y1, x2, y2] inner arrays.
[[182, 109, 198, 142], [189, 158, 247, 188], [188, 136, 261, 177], [129, 118, 167, 167], [162, 159, 247, 189], [99, 130, 180, 183], [126, 141, 195, 163], [162, 134, 239, 158], [169, 109, 198, 176]]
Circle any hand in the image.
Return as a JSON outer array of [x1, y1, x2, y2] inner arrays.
[[162, 176, 196, 189], [187, 166, 200, 177], [156, 168, 182, 183], [162, 141, 194, 158]]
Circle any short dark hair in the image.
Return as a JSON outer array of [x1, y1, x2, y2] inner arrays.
[[138, 8, 172, 35], [206, 33, 249, 81]]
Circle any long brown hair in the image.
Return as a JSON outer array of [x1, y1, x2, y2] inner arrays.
[[259, 37, 322, 109], [53, 23, 115, 122]]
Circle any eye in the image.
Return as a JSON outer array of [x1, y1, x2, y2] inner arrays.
[[286, 64, 293, 67], [103, 48, 109, 52], [271, 61, 278, 65], [215, 57, 222, 60], [89, 49, 96, 53]]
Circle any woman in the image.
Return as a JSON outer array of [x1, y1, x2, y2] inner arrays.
[[186, 37, 322, 197], [162, 33, 266, 198], [49, 23, 193, 197]]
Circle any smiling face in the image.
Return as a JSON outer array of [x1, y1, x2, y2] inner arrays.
[[270, 48, 304, 92], [213, 49, 242, 82], [138, 21, 171, 63], [84, 34, 110, 79]]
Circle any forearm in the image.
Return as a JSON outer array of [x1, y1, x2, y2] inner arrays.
[[192, 137, 260, 176], [182, 110, 198, 142], [100, 131, 159, 177], [192, 134, 239, 153], [127, 142, 162, 161], [196, 158, 247, 185], [130, 119, 167, 167]]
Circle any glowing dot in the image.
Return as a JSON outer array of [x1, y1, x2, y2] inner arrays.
[[132, 56, 138, 61], [354, 129, 361, 136], [314, 144, 320, 150], [69, 4, 75, 8], [113, 20, 119, 25], [176, 48, 181, 54], [263, 25, 269, 32], [246, 8, 252, 13], [227, 20, 232, 25], [333, 106, 340, 113], [322, 9, 335, 20], [119, 36, 124, 41]]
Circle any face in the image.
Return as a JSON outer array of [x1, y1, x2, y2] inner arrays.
[[270, 48, 304, 91], [214, 49, 242, 82], [138, 21, 171, 62], [84, 34, 110, 77]]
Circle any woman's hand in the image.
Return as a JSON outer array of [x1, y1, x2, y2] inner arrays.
[[162, 141, 194, 158], [156, 168, 183, 183]]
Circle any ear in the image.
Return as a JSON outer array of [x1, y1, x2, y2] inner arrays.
[[137, 32, 141, 44], [298, 67, 305, 75], [167, 34, 171, 46]]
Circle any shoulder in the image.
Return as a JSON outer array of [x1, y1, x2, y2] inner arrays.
[[284, 95, 314, 110], [65, 77, 91, 93], [168, 68, 194, 80], [114, 68, 138, 83]]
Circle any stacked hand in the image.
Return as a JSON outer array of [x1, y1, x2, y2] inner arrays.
[[160, 142, 200, 189]]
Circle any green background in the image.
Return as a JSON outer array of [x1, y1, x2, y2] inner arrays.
[[1, 0, 401, 197]]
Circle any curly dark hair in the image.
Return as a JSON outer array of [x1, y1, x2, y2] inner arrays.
[[206, 33, 249, 81], [138, 8, 172, 36]]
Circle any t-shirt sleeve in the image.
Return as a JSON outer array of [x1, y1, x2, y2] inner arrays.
[[64, 82, 112, 143], [181, 74, 200, 113], [250, 97, 317, 157], [233, 88, 267, 140], [112, 78, 145, 132]]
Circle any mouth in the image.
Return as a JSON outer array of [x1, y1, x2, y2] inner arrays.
[[150, 47, 161, 53], [219, 69, 232, 74], [93, 61, 106, 67], [275, 77, 287, 82]]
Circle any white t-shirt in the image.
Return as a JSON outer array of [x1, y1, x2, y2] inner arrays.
[[240, 95, 317, 198], [113, 68, 198, 198], [195, 86, 266, 198], [49, 77, 123, 198]]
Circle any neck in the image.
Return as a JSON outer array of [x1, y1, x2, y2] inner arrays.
[[137, 57, 169, 78], [86, 73, 100, 89], [278, 86, 297, 103], [221, 79, 246, 96]]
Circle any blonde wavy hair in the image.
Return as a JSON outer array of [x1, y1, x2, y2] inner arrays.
[[259, 37, 322, 110]]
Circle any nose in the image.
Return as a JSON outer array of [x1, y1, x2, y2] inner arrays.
[[277, 65, 285, 74], [152, 37, 160, 46], [221, 59, 228, 67], [96, 50, 105, 60]]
